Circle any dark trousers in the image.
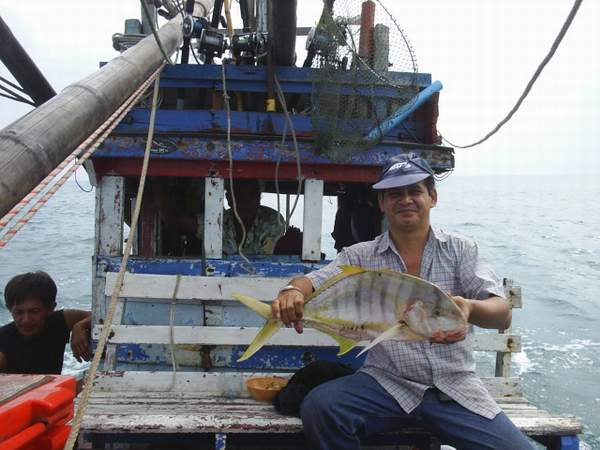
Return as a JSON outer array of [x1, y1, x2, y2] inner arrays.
[[300, 372, 534, 450]]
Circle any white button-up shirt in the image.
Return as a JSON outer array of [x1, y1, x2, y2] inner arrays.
[[305, 227, 506, 419]]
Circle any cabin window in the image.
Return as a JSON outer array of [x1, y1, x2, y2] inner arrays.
[[122, 176, 379, 261]]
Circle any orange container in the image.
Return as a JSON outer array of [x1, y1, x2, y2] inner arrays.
[[246, 376, 288, 403], [22, 424, 71, 450], [0, 374, 76, 450]]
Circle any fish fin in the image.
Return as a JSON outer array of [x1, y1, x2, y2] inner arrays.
[[356, 323, 424, 357], [232, 293, 273, 320], [325, 333, 360, 356], [310, 265, 366, 301], [237, 319, 281, 362], [338, 265, 366, 276]]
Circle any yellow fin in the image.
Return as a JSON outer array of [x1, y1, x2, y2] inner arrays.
[[322, 332, 359, 356], [232, 293, 272, 320], [237, 319, 281, 362], [338, 265, 366, 276]]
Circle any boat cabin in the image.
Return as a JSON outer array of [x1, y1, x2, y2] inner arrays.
[[81, 63, 580, 449]]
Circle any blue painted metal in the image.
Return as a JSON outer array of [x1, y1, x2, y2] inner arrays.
[[114, 109, 424, 142], [215, 432, 227, 450], [96, 255, 326, 277], [94, 136, 453, 171], [557, 436, 580, 450], [366, 80, 444, 145], [112, 343, 366, 371], [156, 64, 432, 95]]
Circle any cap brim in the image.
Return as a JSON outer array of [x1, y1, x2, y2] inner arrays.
[[372, 173, 430, 190]]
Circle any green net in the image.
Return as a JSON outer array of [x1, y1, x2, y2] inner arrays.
[[308, 0, 420, 159]]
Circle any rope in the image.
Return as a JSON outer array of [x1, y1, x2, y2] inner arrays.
[[63, 67, 164, 450], [0, 66, 164, 248], [441, 0, 583, 149], [168, 274, 182, 390], [140, 0, 177, 66], [221, 63, 251, 265], [273, 74, 303, 224]]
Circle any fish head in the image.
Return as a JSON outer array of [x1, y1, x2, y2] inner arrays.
[[403, 298, 466, 338]]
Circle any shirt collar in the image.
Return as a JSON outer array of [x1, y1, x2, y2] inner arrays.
[[376, 226, 448, 255]]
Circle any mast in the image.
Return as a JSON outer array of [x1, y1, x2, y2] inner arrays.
[[0, 16, 183, 219]]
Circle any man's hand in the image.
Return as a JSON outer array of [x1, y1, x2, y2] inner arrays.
[[272, 290, 305, 334], [430, 296, 472, 344], [70, 319, 92, 363]]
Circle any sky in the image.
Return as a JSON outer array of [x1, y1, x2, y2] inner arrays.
[[1, 0, 599, 176]]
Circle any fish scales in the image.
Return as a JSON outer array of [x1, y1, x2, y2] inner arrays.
[[232, 265, 467, 361]]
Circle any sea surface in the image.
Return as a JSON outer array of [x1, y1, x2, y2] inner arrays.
[[0, 173, 598, 448]]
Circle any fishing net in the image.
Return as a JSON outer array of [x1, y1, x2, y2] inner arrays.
[[307, 0, 419, 159]]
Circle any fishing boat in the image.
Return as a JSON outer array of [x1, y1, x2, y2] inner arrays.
[[0, 1, 583, 449]]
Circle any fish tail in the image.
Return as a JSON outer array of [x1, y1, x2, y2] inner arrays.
[[237, 319, 281, 362], [232, 293, 273, 320], [232, 293, 281, 362]]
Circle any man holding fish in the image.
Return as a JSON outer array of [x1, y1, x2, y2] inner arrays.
[[271, 154, 533, 449]]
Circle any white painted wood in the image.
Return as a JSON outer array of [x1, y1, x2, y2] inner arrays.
[[82, 160, 97, 187], [95, 176, 124, 256], [302, 179, 323, 261], [496, 280, 519, 376], [83, 373, 581, 436], [104, 272, 288, 300], [80, 395, 582, 435], [92, 371, 521, 397], [204, 177, 224, 258], [103, 300, 125, 371], [93, 324, 521, 352]]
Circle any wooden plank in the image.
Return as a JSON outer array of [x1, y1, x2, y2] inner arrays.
[[94, 176, 124, 257], [92, 371, 523, 397], [0, 375, 53, 405], [104, 272, 288, 300], [80, 410, 582, 435], [507, 285, 522, 309], [94, 176, 124, 326], [93, 325, 521, 353], [503, 279, 522, 309], [302, 179, 323, 261], [80, 387, 581, 436], [204, 177, 224, 258], [103, 300, 125, 371]]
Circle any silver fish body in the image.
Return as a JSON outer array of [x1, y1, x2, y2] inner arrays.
[[233, 265, 467, 361], [303, 267, 464, 341]]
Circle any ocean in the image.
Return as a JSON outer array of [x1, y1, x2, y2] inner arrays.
[[0, 172, 598, 448]]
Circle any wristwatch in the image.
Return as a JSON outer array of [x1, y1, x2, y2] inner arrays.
[[278, 285, 304, 296]]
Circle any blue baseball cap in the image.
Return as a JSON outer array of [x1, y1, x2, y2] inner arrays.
[[372, 153, 434, 190]]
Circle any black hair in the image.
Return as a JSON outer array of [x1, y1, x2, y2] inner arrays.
[[423, 175, 436, 194], [4, 271, 57, 311]]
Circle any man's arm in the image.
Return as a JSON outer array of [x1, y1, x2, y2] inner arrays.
[[433, 295, 511, 344], [0, 352, 7, 372], [64, 310, 92, 362], [271, 276, 314, 334], [457, 295, 511, 330]]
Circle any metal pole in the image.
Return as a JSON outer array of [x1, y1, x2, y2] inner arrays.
[[0, 16, 183, 218]]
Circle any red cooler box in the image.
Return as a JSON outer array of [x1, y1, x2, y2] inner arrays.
[[0, 374, 76, 450]]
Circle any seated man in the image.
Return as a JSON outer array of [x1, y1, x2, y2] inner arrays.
[[0, 271, 92, 374], [222, 179, 285, 256], [272, 154, 533, 449]]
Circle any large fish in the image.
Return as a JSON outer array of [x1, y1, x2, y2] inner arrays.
[[232, 265, 467, 362]]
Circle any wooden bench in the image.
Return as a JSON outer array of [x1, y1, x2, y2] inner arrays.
[[80, 272, 582, 449]]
